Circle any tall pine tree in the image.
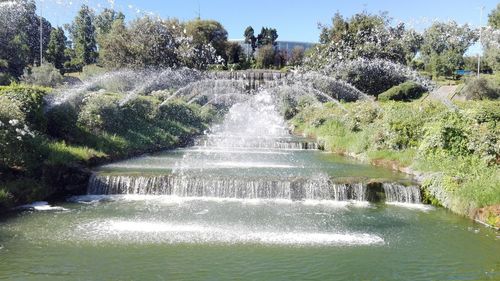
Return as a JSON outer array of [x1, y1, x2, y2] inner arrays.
[[46, 27, 68, 73], [68, 5, 97, 66]]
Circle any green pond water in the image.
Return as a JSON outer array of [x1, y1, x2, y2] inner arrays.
[[0, 195, 499, 281]]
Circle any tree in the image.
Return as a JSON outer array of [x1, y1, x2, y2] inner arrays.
[[483, 5, 500, 72], [127, 17, 180, 68], [257, 27, 278, 47], [94, 9, 126, 67], [308, 11, 416, 69], [319, 12, 347, 44], [98, 16, 224, 70], [67, 5, 98, 66], [421, 21, 478, 77], [255, 44, 275, 68], [244, 26, 257, 54], [46, 27, 68, 73], [185, 19, 228, 63], [98, 19, 131, 68], [427, 49, 465, 77], [1, 34, 30, 79], [94, 8, 125, 35], [401, 29, 424, 65], [274, 49, 287, 68], [488, 3, 500, 28], [481, 27, 500, 72], [225, 41, 245, 65], [0, 0, 51, 77], [288, 46, 305, 66]]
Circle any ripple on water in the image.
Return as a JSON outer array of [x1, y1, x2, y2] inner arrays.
[[70, 219, 385, 246]]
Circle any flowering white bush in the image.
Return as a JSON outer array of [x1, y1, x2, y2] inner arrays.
[[0, 118, 38, 168]]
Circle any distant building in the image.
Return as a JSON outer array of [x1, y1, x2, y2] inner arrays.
[[228, 39, 316, 57]]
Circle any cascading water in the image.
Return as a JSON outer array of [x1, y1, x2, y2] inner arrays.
[[86, 90, 421, 205], [382, 183, 422, 204], [87, 173, 372, 201]]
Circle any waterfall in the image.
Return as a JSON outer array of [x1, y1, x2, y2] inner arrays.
[[382, 183, 422, 204], [194, 138, 318, 150], [87, 174, 375, 201], [87, 174, 421, 203]]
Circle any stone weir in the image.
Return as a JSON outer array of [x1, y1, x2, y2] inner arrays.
[[210, 70, 287, 90], [194, 136, 320, 150], [87, 173, 422, 204]]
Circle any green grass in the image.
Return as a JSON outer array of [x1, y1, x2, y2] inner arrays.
[[45, 141, 106, 165]]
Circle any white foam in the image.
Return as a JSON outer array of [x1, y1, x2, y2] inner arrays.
[[213, 161, 295, 168], [183, 148, 291, 155], [108, 221, 209, 233], [247, 232, 383, 245], [81, 220, 384, 246], [301, 200, 371, 208], [16, 201, 68, 211], [69, 195, 374, 208], [385, 202, 434, 211], [100, 164, 171, 169]]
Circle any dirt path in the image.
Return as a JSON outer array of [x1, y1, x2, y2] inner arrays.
[[424, 85, 459, 108]]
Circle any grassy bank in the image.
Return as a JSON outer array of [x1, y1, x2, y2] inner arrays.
[[0, 85, 217, 211], [291, 99, 499, 227]]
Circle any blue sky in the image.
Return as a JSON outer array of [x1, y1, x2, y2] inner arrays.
[[39, 0, 497, 45]]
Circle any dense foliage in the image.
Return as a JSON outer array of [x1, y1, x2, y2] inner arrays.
[[304, 11, 487, 81], [66, 5, 98, 66], [0, 85, 215, 210], [98, 17, 226, 70], [307, 12, 422, 69], [488, 3, 500, 29], [292, 100, 499, 217], [420, 21, 478, 77], [0, 0, 51, 78], [481, 27, 500, 72]]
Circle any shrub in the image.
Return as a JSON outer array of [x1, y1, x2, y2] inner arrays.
[[46, 103, 80, 139], [80, 64, 107, 80], [77, 93, 122, 133], [331, 59, 408, 96], [0, 85, 48, 131], [21, 63, 63, 87], [0, 85, 49, 170], [378, 81, 427, 102], [463, 77, 498, 100], [159, 99, 203, 126], [0, 72, 15, 86], [255, 44, 276, 69]]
